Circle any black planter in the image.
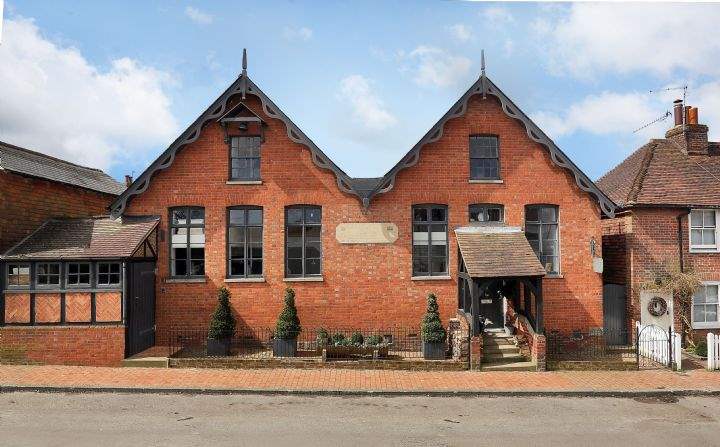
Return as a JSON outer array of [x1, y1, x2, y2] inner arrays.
[[422, 341, 446, 360], [273, 338, 298, 357], [207, 337, 231, 356]]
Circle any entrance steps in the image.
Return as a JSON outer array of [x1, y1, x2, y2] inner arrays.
[[481, 331, 536, 372]]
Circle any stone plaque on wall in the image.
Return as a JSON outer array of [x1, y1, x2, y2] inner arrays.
[[335, 223, 399, 244]]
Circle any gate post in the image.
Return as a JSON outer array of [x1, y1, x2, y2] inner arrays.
[[668, 326, 673, 369]]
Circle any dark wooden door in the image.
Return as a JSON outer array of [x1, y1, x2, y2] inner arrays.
[[479, 288, 503, 329], [603, 284, 627, 345], [126, 261, 156, 357]]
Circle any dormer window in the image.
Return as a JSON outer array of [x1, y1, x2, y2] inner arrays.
[[219, 103, 266, 183], [470, 135, 500, 180]]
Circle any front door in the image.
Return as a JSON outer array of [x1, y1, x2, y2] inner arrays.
[[603, 284, 628, 345], [479, 287, 504, 329], [126, 261, 156, 357]]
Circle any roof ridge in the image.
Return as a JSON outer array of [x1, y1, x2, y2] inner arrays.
[[0, 139, 106, 173], [626, 141, 658, 205]]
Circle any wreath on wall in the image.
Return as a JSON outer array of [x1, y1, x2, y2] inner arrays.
[[647, 296, 668, 317]]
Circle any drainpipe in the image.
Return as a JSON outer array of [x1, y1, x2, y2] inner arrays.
[[677, 209, 690, 273], [122, 261, 128, 324]]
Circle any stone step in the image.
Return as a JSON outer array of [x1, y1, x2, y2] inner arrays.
[[483, 344, 518, 353], [482, 352, 526, 363], [481, 361, 537, 372], [122, 357, 168, 368], [483, 338, 515, 346]]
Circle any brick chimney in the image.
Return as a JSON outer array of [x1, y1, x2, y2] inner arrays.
[[665, 99, 709, 155]]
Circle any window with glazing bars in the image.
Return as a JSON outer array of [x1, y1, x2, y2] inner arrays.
[[6, 264, 30, 287], [228, 207, 263, 278], [36, 262, 61, 286], [97, 263, 121, 286], [67, 262, 91, 286], [469, 204, 504, 223], [412, 205, 448, 276], [525, 205, 559, 274], [469, 136, 500, 180], [170, 207, 205, 277], [230, 136, 261, 180], [285, 206, 322, 277]]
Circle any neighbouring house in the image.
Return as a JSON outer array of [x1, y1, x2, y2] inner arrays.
[[0, 52, 616, 367], [0, 141, 125, 252], [598, 101, 720, 346]]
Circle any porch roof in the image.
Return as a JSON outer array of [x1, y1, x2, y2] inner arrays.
[[2, 216, 159, 260], [455, 225, 546, 279]]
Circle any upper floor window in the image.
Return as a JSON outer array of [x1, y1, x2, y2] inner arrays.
[[6, 263, 30, 287], [170, 207, 205, 277], [230, 136, 261, 181], [412, 204, 448, 277], [97, 263, 121, 286], [36, 262, 61, 286], [469, 204, 504, 223], [67, 262, 91, 287], [692, 283, 719, 329], [525, 205, 559, 274], [285, 206, 322, 278], [690, 209, 718, 251], [228, 207, 263, 278], [469, 135, 499, 180]]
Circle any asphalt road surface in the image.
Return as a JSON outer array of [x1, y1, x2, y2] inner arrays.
[[1, 392, 719, 446]]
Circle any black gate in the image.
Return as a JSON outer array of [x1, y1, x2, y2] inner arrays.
[[636, 324, 672, 370], [603, 284, 627, 345], [126, 261, 156, 357]]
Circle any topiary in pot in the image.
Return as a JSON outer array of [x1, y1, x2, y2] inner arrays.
[[207, 287, 236, 356], [350, 332, 364, 346], [273, 288, 301, 357], [421, 293, 447, 360]]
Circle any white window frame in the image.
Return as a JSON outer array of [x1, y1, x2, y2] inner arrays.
[[689, 209, 719, 252], [691, 282, 720, 329]]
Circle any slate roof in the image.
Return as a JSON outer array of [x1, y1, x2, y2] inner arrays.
[[2, 216, 159, 260], [597, 139, 720, 208], [455, 225, 546, 278], [0, 140, 125, 195]]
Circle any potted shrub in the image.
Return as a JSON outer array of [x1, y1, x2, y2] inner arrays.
[[207, 287, 236, 356], [421, 293, 447, 360], [273, 288, 301, 357]]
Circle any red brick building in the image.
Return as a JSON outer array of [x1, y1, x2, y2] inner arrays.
[[598, 101, 720, 345], [1, 56, 616, 366]]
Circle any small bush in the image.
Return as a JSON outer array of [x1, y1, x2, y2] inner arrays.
[[208, 287, 236, 340], [350, 332, 364, 346], [331, 332, 347, 346], [421, 293, 447, 343], [366, 334, 383, 346], [694, 340, 708, 357], [275, 288, 301, 340], [316, 328, 330, 347]]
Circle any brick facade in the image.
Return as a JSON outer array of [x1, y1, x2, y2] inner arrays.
[[0, 170, 116, 253], [124, 93, 605, 339], [602, 208, 720, 341], [0, 325, 125, 366]]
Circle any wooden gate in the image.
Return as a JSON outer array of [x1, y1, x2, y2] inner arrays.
[[125, 261, 156, 357], [603, 284, 627, 345]]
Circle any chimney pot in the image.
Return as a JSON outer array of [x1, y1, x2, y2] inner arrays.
[[673, 99, 683, 126], [688, 107, 699, 125]]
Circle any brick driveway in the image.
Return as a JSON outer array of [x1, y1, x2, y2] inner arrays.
[[0, 365, 718, 394]]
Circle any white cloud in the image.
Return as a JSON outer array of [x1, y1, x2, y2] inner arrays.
[[482, 6, 514, 26], [283, 26, 313, 42], [184, 6, 213, 25], [405, 46, 472, 88], [447, 24, 473, 43], [532, 83, 720, 142], [538, 3, 720, 78], [0, 17, 178, 171], [337, 75, 397, 133]]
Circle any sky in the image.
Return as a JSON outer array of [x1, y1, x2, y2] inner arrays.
[[1, 1, 720, 182]]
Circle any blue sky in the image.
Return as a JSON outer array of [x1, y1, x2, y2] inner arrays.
[[2, 1, 720, 182]]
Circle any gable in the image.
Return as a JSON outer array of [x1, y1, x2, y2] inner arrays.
[[110, 54, 616, 218]]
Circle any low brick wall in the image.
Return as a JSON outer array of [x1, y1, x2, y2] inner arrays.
[[0, 325, 125, 366], [169, 357, 467, 371], [514, 315, 546, 371]]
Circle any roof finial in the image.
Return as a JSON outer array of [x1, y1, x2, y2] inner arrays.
[[481, 49, 486, 77], [242, 48, 248, 77]]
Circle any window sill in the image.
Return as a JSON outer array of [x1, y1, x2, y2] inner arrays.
[[689, 248, 719, 254], [283, 277, 324, 282], [164, 277, 206, 284], [226, 180, 262, 185], [544, 274, 564, 279], [693, 322, 720, 330], [224, 277, 265, 283], [469, 179, 503, 184], [411, 275, 452, 281]]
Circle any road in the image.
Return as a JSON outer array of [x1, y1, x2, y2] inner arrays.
[[1, 392, 719, 446]]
